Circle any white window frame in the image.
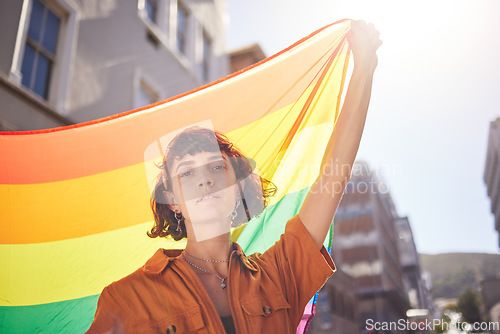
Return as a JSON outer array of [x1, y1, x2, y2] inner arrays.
[[137, 0, 197, 78], [169, 0, 194, 74], [133, 68, 164, 109], [175, 0, 188, 56], [137, 0, 168, 45], [200, 30, 212, 83], [10, 0, 78, 116]]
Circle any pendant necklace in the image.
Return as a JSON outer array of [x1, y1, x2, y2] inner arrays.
[[182, 254, 228, 289]]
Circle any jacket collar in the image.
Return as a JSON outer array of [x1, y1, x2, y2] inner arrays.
[[143, 242, 258, 274]]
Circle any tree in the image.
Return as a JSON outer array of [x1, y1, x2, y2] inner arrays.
[[456, 288, 481, 331], [433, 312, 451, 334]]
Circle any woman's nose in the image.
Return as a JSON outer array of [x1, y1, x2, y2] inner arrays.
[[198, 173, 214, 187]]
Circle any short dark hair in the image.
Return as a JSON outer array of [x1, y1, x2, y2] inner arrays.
[[148, 128, 276, 241]]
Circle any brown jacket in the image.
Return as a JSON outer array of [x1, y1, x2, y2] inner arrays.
[[86, 215, 336, 333]]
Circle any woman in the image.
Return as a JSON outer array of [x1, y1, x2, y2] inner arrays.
[[86, 20, 381, 333]]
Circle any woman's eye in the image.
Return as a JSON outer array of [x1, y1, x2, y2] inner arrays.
[[180, 170, 193, 178], [213, 164, 227, 171]]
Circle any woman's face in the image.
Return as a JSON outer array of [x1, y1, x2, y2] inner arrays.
[[167, 151, 238, 242]]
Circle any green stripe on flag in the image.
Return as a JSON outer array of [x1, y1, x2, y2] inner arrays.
[[0, 295, 98, 334]]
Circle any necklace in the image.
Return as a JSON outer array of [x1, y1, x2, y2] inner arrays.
[[184, 250, 229, 263], [183, 254, 228, 289]]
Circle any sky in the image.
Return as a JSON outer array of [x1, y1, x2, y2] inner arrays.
[[227, 0, 500, 255]]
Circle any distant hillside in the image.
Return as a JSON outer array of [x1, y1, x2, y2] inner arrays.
[[419, 253, 500, 298]]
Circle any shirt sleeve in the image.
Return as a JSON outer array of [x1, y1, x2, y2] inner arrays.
[[85, 286, 123, 334], [258, 214, 336, 321]]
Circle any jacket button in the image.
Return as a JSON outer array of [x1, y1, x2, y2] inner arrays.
[[166, 325, 176, 334], [263, 305, 272, 315]]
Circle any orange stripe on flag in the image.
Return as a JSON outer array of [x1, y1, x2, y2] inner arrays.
[[0, 23, 349, 185]]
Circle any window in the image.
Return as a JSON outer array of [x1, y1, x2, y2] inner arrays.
[[176, 1, 188, 55], [145, 0, 157, 23], [21, 0, 61, 99], [0, 119, 18, 131], [137, 80, 159, 108], [202, 32, 211, 82]]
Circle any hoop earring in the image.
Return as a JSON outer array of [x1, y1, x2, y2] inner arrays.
[[175, 212, 183, 232], [231, 200, 240, 220]]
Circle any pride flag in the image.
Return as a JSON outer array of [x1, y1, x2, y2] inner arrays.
[[0, 20, 351, 333]]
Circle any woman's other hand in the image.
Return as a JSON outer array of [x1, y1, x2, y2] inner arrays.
[[348, 20, 382, 74]]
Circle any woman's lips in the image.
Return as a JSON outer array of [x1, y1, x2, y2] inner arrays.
[[196, 193, 220, 203]]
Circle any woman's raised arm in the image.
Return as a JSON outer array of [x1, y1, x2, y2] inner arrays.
[[298, 20, 382, 249]]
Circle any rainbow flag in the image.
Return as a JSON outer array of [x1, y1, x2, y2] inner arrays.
[[0, 20, 351, 333]]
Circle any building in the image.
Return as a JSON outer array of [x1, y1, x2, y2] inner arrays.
[[484, 117, 500, 248], [229, 43, 266, 73], [0, 0, 229, 131], [308, 269, 360, 334], [332, 161, 411, 332], [480, 277, 500, 325], [395, 217, 430, 311], [396, 217, 433, 333]]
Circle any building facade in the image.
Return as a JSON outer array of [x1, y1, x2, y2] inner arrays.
[[484, 117, 500, 249], [480, 277, 500, 325], [0, 0, 229, 131], [395, 217, 429, 311], [332, 161, 411, 332], [308, 269, 360, 334]]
